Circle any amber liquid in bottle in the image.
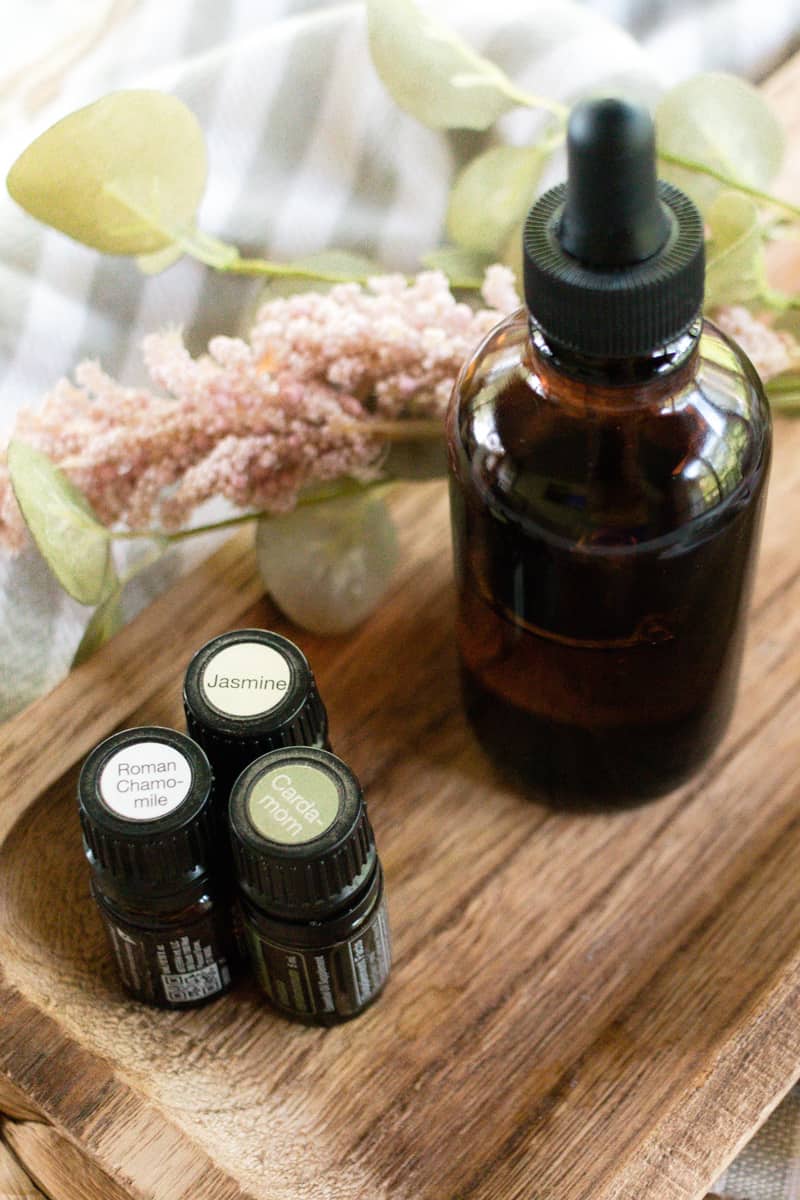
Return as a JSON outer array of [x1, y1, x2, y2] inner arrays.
[[448, 313, 771, 806]]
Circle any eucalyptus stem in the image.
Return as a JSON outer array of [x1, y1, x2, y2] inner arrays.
[[111, 478, 390, 544], [215, 252, 487, 290], [118, 541, 167, 582], [103, 182, 381, 285], [501, 83, 568, 121], [203, 251, 491, 290], [658, 149, 800, 222], [440, 20, 567, 122], [220, 256, 376, 284], [146, 509, 264, 543]]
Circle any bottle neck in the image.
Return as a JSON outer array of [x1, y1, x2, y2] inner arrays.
[[527, 315, 702, 404], [240, 859, 382, 944], [89, 863, 219, 916]]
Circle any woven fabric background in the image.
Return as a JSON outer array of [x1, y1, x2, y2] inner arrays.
[[1, 3, 799, 1194]]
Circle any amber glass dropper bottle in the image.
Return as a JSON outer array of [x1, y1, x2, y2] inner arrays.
[[447, 97, 772, 807]]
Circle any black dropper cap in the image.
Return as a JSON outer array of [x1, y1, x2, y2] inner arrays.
[[183, 630, 329, 793], [229, 748, 376, 919], [78, 727, 215, 897], [523, 96, 704, 358]]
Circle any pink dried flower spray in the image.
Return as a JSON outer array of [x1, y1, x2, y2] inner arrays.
[[0, 268, 519, 550]]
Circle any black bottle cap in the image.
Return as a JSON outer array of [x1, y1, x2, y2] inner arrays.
[[523, 96, 704, 357], [183, 630, 329, 778], [78, 727, 215, 891], [228, 747, 376, 919]]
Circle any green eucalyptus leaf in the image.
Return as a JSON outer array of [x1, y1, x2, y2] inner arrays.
[[366, 0, 520, 130], [7, 441, 114, 605], [657, 73, 784, 211], [421, 246, 490, 287], [447, 144, 548, 254], [7, 90, 208, 255], [72, 583, 124, 666], [136, 242, 184, 275], [705, 190, 764, 308], [256, 490, 398, 635]]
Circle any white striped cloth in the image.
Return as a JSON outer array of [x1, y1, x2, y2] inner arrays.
[[0, 4, 799, 1194]]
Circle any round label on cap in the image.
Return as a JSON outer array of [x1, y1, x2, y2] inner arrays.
[[98, 742, 193, 822], [247, 763, 339, 846], [201, 642, 292, 718]]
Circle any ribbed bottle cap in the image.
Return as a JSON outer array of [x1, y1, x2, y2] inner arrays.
[[78, 727, 215, 890], [229, 748, 376, 918], [183, 631, 328, 786], [523, 97, 704, 358]]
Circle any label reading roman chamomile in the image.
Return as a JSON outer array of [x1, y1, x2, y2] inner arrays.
[[247, 764, 340, 845], [98, 742, 193, 822], [201, 642, 292, 717], [102, 907, 232, 1005]]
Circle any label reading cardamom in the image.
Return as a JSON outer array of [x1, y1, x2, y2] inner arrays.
[[247, 763, 340, 845]]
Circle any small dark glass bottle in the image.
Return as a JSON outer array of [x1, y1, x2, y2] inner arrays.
[[78, 726, 236, 1007], [183, 629, 330, 816], [229, 747, 391, 1024], [447, 98, 771, 806]]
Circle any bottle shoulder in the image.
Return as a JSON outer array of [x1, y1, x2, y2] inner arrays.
[[91, 875, 219, 927], [447, 310, 771, 544]]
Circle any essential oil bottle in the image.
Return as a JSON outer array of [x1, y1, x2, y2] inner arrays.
[[183, 629, 330, 812], [78, 727, 236, 1007], [447, 97, 771, 806], [229, 747, 391, 1024]]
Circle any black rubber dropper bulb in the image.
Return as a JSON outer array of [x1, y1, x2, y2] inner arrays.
[[523, 96, 704, 357], [558, 97, 671, 267]]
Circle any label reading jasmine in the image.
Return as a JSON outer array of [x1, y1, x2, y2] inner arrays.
[[201, 642, 292, 717], [98, 742, 193, 822], [247, 763, 339, 845]]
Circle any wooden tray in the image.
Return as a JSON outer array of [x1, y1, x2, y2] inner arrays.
[[3, 53, 800, 1200], [2, 456, 800, 1200]]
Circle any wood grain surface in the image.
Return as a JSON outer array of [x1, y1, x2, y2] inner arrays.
[[1, 53, 800, 1200], [0, 1137, 46, 1200]]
